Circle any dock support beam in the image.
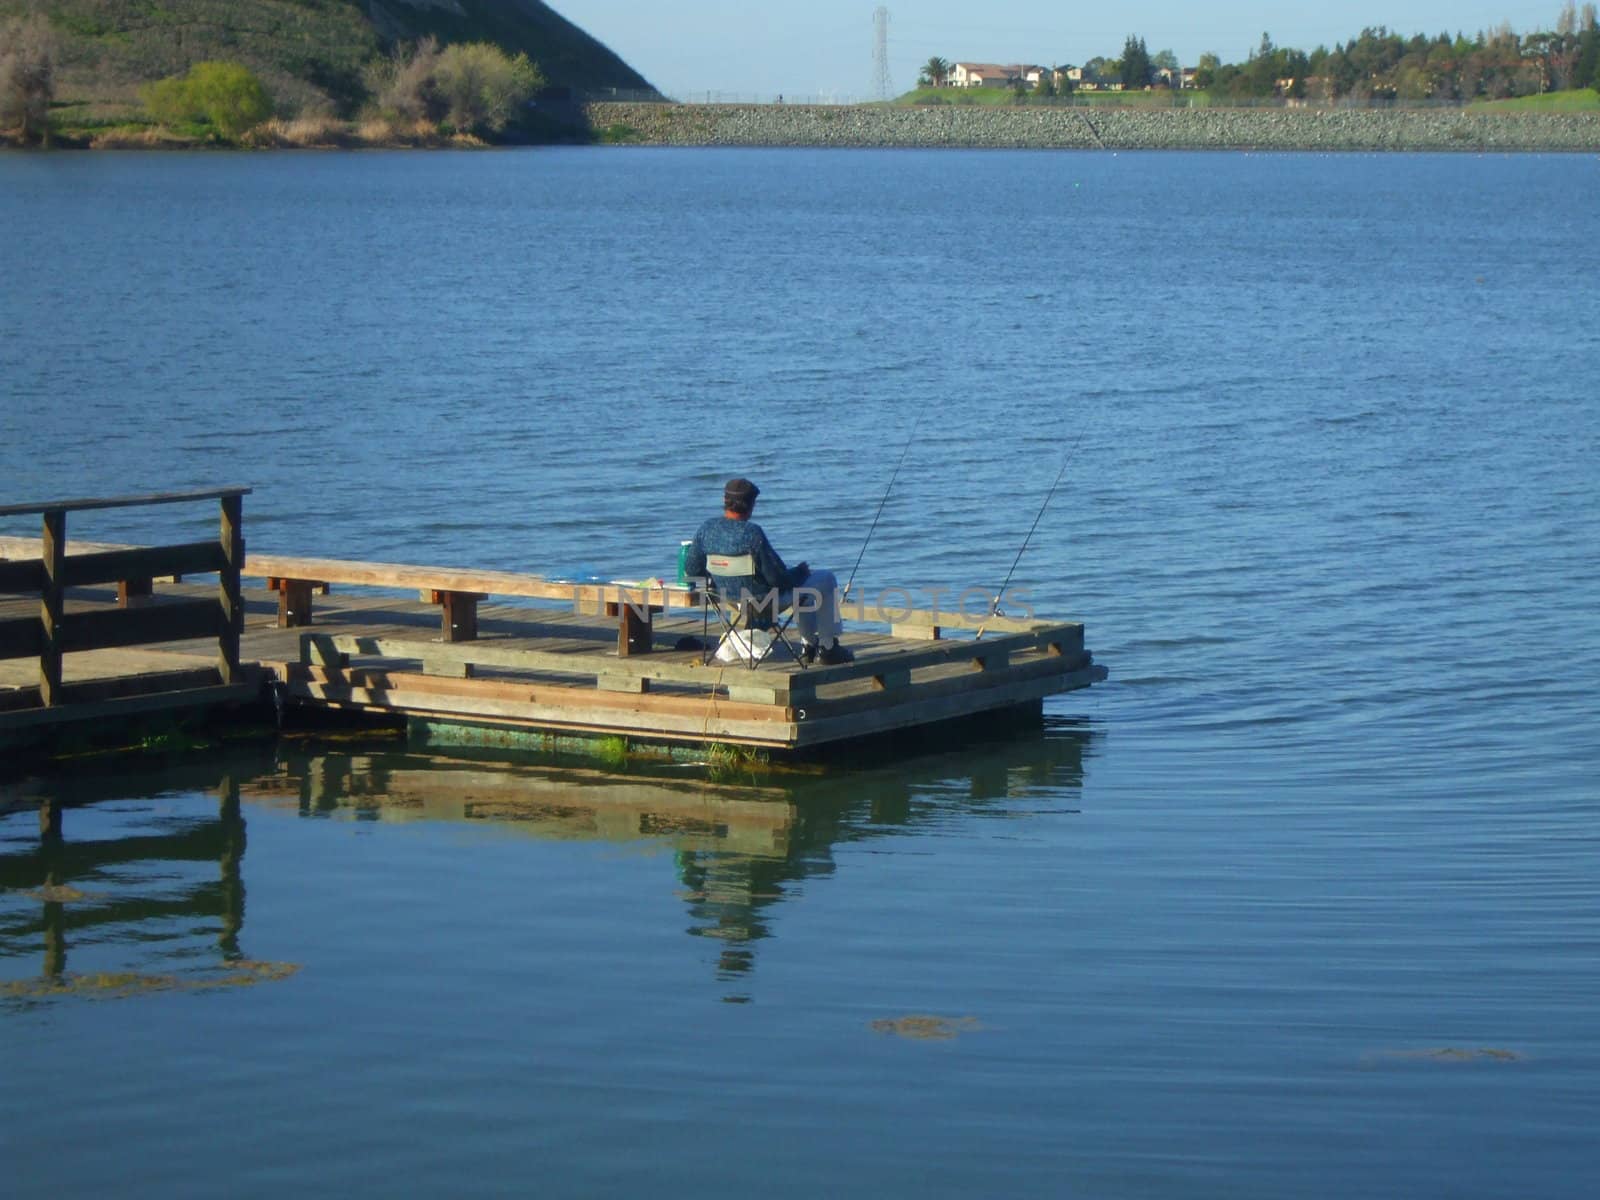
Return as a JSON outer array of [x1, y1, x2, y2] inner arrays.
[[40, 509, 65, 707], [219, 494, 244, 685]]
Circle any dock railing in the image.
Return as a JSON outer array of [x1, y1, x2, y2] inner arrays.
[[0, 488, 250, 707]]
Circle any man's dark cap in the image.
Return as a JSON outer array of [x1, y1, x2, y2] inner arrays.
[[724, 478, 760, 509]]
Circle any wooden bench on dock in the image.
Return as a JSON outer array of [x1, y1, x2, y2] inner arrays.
[[2, 537, 697, 658], [246, 554, 695, 657]]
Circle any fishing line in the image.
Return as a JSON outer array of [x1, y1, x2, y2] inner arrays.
[[982, 426, 1092, 630], [843, 411, 922, 600]]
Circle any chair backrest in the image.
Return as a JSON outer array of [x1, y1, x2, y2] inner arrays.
[[701, 552, 779, 625], [703, 553, 756, 606], [705, 552, 755, 578]]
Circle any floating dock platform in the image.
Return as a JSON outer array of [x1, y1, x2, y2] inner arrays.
[[1, 490, 1106, 761]]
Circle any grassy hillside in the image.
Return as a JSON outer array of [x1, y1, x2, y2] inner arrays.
[[901, 85, 1600, 112], [368, 1, 650, 95], [1471, 89, 1600, 111], [894, 85, 1217, 108], [1, 0, 655, 121]]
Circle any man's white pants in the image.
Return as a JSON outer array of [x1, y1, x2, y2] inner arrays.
[[789, 568, 843, 646]]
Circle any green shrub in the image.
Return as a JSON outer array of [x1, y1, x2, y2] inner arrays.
[[435, 42, 541, 131], [365, 37, 543, 133], [191, 62, 273, 137], [141, 75, 202, 127], [141, 61, 273, 139]]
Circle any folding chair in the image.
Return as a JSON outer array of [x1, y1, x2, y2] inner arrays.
[[697, 552, 808, 670]]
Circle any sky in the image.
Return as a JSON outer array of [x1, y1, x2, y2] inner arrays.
[[555, 1, 1582, 100]]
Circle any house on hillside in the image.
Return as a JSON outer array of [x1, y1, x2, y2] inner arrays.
[[1057, 64, 1126, 92], [950, 62, 1034, 88]]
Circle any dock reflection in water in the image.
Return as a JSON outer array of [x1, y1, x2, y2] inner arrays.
[[258, 723, 1091, 985], [0, 755, 291, 1000], [1, 725, 1091, 1000]]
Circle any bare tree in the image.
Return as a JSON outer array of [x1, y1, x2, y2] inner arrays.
[[0, 15, 55, 144], [365, 36, 447, 123]]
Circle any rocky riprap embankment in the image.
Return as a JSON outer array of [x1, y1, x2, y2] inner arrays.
[[583, 103, 1600, 152]]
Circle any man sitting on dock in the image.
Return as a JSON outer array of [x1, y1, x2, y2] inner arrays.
[[685, 477, 853, 665]]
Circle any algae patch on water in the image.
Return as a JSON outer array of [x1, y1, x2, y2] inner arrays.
[[23, 883, 94, 903], [1, 960, 300, 1002], [199, 960, 302, 989], [870, 1014, 982, 1041], [1364, 1047, 1524, 1066]]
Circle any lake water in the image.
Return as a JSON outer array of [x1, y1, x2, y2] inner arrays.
[[2, 148, 1599, 1197]]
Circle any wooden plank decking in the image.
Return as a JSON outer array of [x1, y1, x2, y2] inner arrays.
[[3, 526, 1106, 753]]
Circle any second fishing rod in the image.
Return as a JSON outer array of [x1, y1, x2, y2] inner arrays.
[[842, 410, 923, 603], [840, 407, 1087, 632]]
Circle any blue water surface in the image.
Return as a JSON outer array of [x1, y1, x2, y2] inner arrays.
[[2, 147, 1598, 1198]]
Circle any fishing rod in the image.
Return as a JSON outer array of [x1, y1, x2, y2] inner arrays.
[[980, 427, 1091, 634], [842, 412, 922, 600]]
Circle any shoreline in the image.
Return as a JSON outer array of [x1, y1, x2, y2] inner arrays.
[[583, 103, 1600, 153], [8, 103, 1600, 153]]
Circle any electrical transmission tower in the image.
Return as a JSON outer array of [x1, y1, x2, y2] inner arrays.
[[872, 7, 893, 101]]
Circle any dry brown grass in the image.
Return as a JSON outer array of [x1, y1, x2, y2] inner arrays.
[[355, 117, 487, 147], [357, 116, 402, 143], [241, 115, 359, 148], [79, 114, 492, 150], [89, 125, 195, 149], [355, 116, 441, 146]]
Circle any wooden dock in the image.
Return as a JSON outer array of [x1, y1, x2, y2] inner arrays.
[[0, 489, 260, 748], [2, 491, 1106, 760]]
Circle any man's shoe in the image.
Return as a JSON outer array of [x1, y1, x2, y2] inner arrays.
[[800, 641, 820, 665], [817, 642, 854, 666]]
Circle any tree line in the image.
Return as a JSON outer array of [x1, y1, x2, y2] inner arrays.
[[917, 3, 1600, 102], [1197, 7, 1600, 102]]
